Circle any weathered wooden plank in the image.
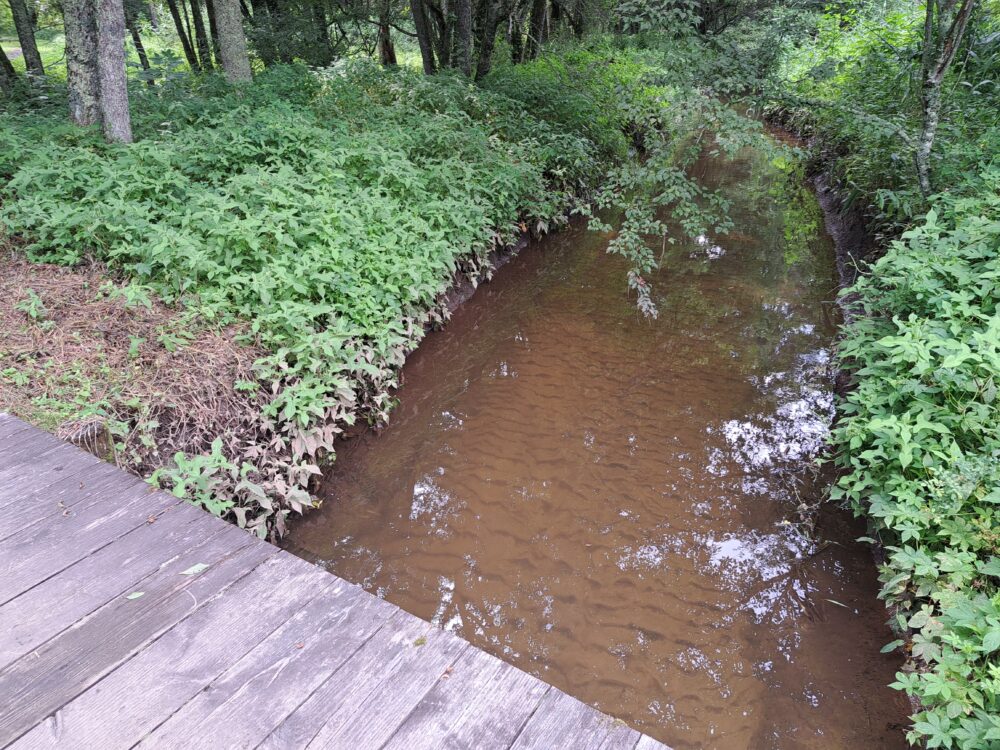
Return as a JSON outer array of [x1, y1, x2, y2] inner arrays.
[[0, 414, 40, 444], [136, 571, 392, 750], [0, 526, 275, 747], [259, 609, 469, 749], [0, 504, 209, 669], [0, 479, 178, 605], [596, 728, 646, 750], [0, 459, 144, 543], [509, 689, 642, 750], [0, 443, 106, 508], [0, 419, 86, 471], [0, 434, 71, 477], [11, 555, 333, 750], [633, 736, 672, 750], [381, 646, 550, 750], [0, 419, 65, 451], [0, 424, 670, 750], [0, 420, 38, 452], [0, 451, 105, 520]]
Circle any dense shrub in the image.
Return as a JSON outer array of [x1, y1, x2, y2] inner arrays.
[[0, 55, 637, 535], [727, 3, 1000, 743], [831, 173, 1000, 747]]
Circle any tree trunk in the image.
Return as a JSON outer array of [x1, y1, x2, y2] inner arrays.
[[411, 0, 437, 74], [64, 0, 101, 125], [312, 1, 334, 64], [0, 44, 18, 92], [148, 1, 158, 29], [377, 15, 396, 65], [566, 0, 584, 38], [427, 2, 450, 68], [915, 0, 975, 197], [166, 0, 201, 70], [213, 0, 252, 82], [507, 1, 526, 63], [125, 5, 154, 85], [474, 0, 502, 80], [96, 0, 134, 142], [525, 0, 545, 59], [454, 0, 472, 75], [189, 0, 214, 70], [8, 0, 45, 76], [204, 0, 223, 64]]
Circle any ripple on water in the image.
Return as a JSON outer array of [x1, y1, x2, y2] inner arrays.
[[286, 145, 910, 749]]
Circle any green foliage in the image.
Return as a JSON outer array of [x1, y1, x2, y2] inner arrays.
[[831, 177, 1000, 747], [150, 439, 240, 517], [769, 0, 1000, 233], [0, 56, 631, 534], [15, 288, 47, 322], [484, 50, 643, 161], [747, 4, 1000, 742]]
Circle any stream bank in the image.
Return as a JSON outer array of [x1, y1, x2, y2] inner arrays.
[[285, 133, 912, 747]]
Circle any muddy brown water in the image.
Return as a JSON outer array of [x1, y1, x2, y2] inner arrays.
[[286, 142, 911, 748]]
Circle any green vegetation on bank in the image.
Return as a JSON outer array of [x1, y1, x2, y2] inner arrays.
[[4, 0, 1000, 740], [764, 3, 1000, 746], [3, 50, 713, 536]]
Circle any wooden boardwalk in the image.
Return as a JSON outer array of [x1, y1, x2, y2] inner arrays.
[[0, 414, 670, 750]]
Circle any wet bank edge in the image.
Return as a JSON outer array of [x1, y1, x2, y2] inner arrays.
[[283, 121, 913, 736], [802, 136, 925, 719]]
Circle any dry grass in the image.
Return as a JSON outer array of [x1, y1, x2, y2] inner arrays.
[[0, 244, 266, 478]]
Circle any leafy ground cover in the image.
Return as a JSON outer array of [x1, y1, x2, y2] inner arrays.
[[0, 244, 262, 475], [831, 179, 1000, 750], [1, 53, 657, 537]]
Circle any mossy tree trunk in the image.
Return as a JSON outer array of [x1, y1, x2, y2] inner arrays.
[[64, 0, 101, 125], [377, 10, 397, 66], [474, 0, 503, 80], [525, 0, 545, 60], [411, 0, 437, 74], [454, 0, 472, 75]]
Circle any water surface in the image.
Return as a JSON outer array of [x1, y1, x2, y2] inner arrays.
[[286, 143, 910, 748]]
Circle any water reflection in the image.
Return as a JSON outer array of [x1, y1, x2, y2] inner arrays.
[[285, 144, 909, 748]]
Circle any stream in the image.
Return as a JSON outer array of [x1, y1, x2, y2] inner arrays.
[[285, 138, 912, 748]]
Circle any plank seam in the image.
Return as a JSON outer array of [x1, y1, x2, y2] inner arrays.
[[505, 685, 554, 749], [131, 569, 341, 746], [0, 544, 281, 747], [372, 640, 474, 750], [0, 495, 184, 608], [251, 615, 397, 750]]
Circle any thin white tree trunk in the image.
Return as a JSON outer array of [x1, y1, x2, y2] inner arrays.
[[915, 0, 975, 197]]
